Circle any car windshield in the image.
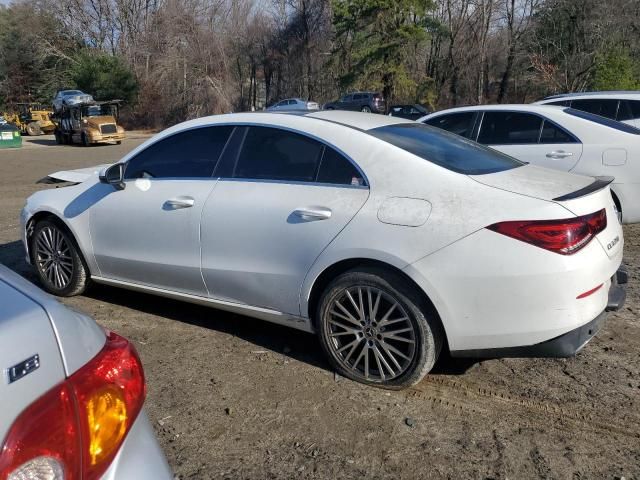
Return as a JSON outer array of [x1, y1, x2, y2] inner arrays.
[[63, 90, 83, 96], [81, 105, 113, 117], [563, 108, 640, 134], [368, 123, 524, 175]]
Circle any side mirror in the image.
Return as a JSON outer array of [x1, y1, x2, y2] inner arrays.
[[99, 163, 126, 190]]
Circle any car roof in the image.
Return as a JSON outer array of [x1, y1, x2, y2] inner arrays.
[[541, 91, 640, 100], [174, 110, 409, 132], [426, 104, 566, 116]]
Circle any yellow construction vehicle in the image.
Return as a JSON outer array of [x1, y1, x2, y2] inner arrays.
[[2, 103, 55, 136]]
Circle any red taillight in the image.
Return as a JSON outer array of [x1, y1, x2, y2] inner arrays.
[[487, 209, 607, 255], [0, 332, 145, 480]]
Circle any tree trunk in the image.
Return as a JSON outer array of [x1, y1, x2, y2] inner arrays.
[[497, 44, 515, 103]]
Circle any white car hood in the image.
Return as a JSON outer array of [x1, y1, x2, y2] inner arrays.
[[44, 164, 111, 183], [470, 164, 595, 202]]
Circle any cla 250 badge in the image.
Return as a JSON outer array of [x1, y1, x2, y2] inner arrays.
[[607, 236, 620, 250]]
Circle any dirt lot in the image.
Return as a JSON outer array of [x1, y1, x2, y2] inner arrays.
[[1, 135, 639, 479]]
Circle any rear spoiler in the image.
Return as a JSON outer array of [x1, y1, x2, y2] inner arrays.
[[553, 176, 614, 202]]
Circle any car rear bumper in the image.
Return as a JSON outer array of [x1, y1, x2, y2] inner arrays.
[[450, 266, 628, 358]]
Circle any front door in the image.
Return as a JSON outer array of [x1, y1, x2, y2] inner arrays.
[[89, 125, 233, 296]]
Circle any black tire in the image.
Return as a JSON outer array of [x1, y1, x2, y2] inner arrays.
[[325, 107, 334, 110], [54, 130, 62, 145], [26, 122, 42, 136], [317, 268, 442, 389], [361, 105, 372, 113], [82, 133, 90, 147], [31, 220, 90, 296], [116, 140, 122, 145]]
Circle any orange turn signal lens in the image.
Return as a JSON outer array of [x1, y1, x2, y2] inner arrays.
[[86, 386, 128, 465]]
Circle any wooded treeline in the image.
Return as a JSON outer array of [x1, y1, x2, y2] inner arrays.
[[1, 0, 639, 128]]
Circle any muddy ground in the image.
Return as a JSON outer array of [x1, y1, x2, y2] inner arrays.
[[1, 135, 638, 479]]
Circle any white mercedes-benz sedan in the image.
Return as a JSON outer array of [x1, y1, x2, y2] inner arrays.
[[419, 104, 640, 223], [21, 111, 627, 389]]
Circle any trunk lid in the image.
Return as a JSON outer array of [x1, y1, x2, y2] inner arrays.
[[471, 165, 623, 259], [0, 267, 66, 444], [470, 164, 593, 202]]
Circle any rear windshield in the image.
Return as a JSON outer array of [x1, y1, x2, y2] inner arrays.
[[368, 123, 524, 175], [564, 108, 640, 135]]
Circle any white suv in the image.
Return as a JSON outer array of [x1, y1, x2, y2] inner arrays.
[[535, 91, 640, 129]]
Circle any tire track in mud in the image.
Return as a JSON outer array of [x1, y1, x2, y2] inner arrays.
[[408, 376, 640, 439]]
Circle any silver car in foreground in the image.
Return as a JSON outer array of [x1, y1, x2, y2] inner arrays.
[[0, 265, 172, 479]]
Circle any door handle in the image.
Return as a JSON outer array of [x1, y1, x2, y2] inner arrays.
[[164, 196, 195, 209], [293, 207, 332, 221], [546, 150, 574, 159]]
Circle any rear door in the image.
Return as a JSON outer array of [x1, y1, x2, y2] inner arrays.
[[89, 125, 233, 296], [477, 111, 582, 171], [200, 126, 369, 315]]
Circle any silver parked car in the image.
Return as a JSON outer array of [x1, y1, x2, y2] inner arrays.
[[0, 265, 172, 479], [53, 89, 94, 112], [266, 98, 319, 111]]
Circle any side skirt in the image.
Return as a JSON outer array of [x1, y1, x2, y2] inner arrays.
[[91, 275, 314, 334]]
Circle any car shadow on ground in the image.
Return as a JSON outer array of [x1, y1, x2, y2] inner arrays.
[[87, 283, 332, 372], [0, 239, 478, 376], [23, 137, 58, 147]]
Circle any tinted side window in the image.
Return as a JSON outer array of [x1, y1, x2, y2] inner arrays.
[[125, 126, 233, 179], [369, 123, 523, 175], [353, 94, 364, 100], [628, 100, 640, 120], [539, 120, 577, 144], [234, 127, 323, 182], [317, 147, 365, 186], [570, 99, 618, 120], [617, 101, 633, 121], [546, 100, 571, 106], [478, 112, 542, 144], [423, 112, 476, 139], [564, 108, 640, 134]]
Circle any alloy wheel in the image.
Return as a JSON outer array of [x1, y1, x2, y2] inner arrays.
[[324, 286, 417, 382], [34, 226, 74, 290]]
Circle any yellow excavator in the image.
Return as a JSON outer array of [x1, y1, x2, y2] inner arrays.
[[2, 103, 55, 136]]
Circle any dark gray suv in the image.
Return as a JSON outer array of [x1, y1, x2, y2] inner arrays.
[[323, 92, 386, 113]]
